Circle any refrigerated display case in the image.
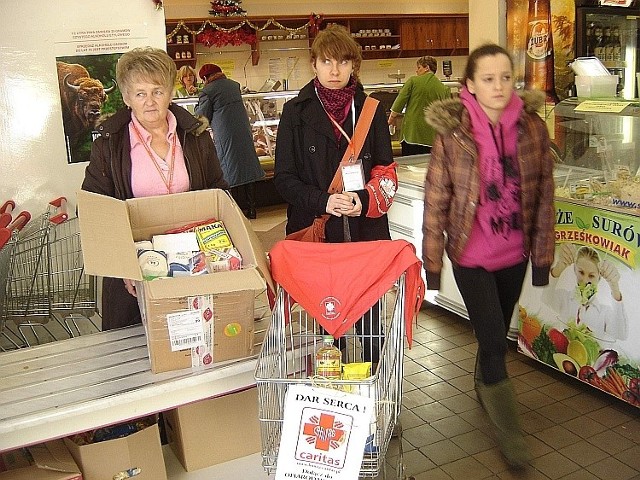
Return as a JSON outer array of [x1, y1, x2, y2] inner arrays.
[[173, 81, 462, 167], [576, 2, 640, 98], [517, 97, 640, 409]]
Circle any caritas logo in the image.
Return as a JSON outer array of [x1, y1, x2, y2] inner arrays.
[[296, 410, 347, 468], [321, 296, 341, 321]]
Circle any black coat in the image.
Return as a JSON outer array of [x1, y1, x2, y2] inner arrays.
[[274, 81, 394, 242]]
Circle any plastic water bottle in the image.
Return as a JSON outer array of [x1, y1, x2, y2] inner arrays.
[[315, 335, 342, 380]]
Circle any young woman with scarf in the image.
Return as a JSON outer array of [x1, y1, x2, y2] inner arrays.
[[422, 44, 555, 469], [274, 24, 398, 364]]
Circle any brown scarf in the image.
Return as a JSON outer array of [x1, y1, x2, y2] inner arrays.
[[314, 76, 357, 140]]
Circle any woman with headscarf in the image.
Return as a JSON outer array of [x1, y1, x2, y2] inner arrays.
[[196, 63, 265, 219]]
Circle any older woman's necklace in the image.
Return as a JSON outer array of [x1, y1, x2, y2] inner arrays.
[[131, 121, 176, 193]]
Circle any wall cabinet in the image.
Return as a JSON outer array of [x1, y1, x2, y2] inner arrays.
[[400, 15, 469, 55], [166, 22, 197, 68], [166, 14, 469, 68], [321, 17, 402, 60]]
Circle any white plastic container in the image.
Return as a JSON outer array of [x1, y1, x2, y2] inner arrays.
[[575, 75, 618, 98]]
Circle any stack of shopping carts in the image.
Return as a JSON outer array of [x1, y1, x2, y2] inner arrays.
[[1, 197, 100, 348], [0, 200, 29, 350]]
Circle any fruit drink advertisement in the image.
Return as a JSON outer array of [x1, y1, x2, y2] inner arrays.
[[517, 200, 640, 407]]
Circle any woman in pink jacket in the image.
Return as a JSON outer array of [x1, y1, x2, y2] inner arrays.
[[422, 44, 555, 469]]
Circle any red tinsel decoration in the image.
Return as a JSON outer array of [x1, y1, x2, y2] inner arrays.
[[309, 13, 323, 36], [197, 26, 256, 47]]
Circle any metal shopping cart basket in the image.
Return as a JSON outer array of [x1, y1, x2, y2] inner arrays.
[[255, 240, 424, 479], [0, 207, 31, 350], [4, 198, 99, 345]]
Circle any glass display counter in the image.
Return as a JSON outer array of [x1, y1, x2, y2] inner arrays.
[[173, 80, 462, 170], [517, 98, 640, 409]]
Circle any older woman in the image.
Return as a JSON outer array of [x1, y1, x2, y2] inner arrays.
[[196, 63, 264, 219], [82, 47, 228, 331]]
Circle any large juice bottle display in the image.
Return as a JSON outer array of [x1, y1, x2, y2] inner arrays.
[[525, 0, 564, 155]]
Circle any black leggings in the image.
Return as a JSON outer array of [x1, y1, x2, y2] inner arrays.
[[453, 261, 527, 385]]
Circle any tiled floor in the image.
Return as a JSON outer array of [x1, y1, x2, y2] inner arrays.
[[247, 205, 640, 480], [167, 299, 640, 480], [3, 205, 639, 479]]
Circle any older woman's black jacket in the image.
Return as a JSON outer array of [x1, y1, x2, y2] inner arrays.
[[82, 103, 227, 199], [274, 81, 394, 242]]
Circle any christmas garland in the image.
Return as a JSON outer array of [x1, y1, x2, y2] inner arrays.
[[197, 25, 256, 48], [166, 14, 323, 47]]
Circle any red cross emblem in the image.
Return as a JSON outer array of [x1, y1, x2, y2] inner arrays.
[[302, 413, 345, 451]]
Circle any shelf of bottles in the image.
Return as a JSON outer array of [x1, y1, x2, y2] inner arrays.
[[167, 32, 195, 63], [586, 22, 624, 68]]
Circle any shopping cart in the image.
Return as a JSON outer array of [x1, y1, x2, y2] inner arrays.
[[4, 198, 100, 346], [0, 207, 30, 350], [255, 240, 424, 479]]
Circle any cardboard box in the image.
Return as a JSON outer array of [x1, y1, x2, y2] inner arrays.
[[77, 189, 274, 373], [138, 289, 256, 373], [0, 440, 82, 480], [64, 424, 166, 480], [163, 387, 262, 472]]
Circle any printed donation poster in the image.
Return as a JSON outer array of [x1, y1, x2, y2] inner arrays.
[[276, 385, 374, 480], [517, 200, 640, 408], [54, 27, 145, 164]]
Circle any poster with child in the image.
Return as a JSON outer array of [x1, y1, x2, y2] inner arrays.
[[517, 200, 640, 407]]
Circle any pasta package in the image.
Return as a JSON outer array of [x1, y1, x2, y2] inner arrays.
[[195, 220, 242, 272], [195, 221, 234, 251], [341, 362, 372, 393]]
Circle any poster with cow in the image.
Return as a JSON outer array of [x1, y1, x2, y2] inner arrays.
[[55, 53, 123, 164]]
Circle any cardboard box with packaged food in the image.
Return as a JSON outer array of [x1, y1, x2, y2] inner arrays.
[[64, 421, 166, 480], [77, 189, 273, 373]]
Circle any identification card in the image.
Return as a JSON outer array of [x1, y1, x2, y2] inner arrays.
[[342, 160, 365, 191]]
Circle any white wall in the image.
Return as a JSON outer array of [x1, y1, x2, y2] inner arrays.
[[469, 0, 506, 50], [0, 1, 166, 216]]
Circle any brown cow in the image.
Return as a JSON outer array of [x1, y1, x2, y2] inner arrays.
[[56, 61, 116, 148]]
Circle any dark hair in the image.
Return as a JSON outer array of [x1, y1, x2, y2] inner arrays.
[[417, 56, 437, 73], [462, 43, 513, 86]]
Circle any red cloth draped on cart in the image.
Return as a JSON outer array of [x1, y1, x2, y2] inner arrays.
[[269, 239, 424, 346]]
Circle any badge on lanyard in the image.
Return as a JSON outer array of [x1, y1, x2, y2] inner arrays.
[[342, 159, 365, 191], [320, 96, 367, 192]]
